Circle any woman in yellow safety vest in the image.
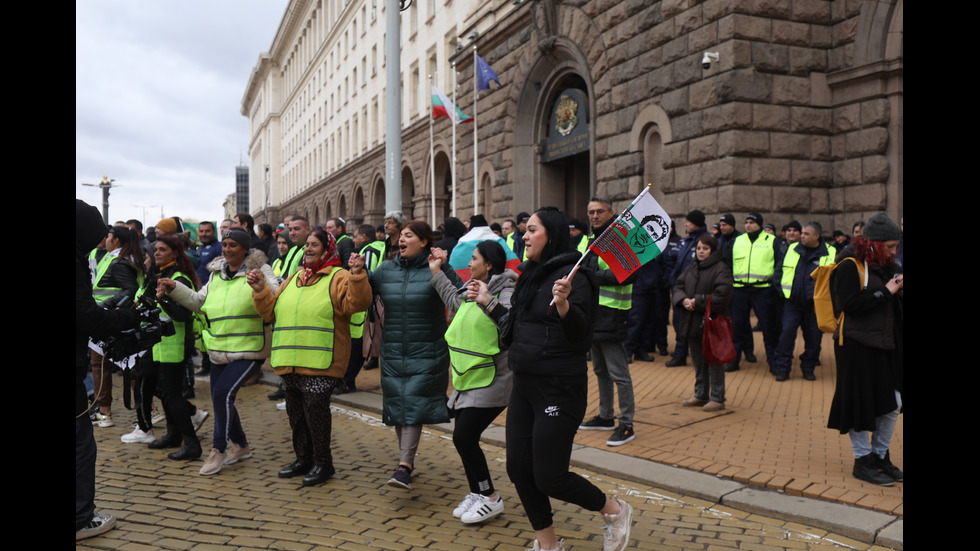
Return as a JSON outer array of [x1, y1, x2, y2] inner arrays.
[[158, 228, 278, 476], [429, 240, 517, 525], [248, 229, 372, 487], [90, 225, 146, 429], [123, 235, 207, 461]]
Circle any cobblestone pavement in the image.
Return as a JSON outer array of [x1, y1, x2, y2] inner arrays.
[[79, 376, 898, 550]]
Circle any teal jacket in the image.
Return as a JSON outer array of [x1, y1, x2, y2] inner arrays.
[[370, 252, 463, 426]]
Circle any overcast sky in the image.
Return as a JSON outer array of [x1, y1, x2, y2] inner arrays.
[[76, 0, 287, 228]]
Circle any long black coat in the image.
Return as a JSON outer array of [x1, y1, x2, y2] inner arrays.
[[827, 255, 903, 433]]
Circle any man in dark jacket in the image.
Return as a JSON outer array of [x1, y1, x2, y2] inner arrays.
[[664, 210, 708, 367], [76, 200, 141, 540], [771, 222, 835, 381], [578, 196, 638, 447], [717, 213, 741, 269]]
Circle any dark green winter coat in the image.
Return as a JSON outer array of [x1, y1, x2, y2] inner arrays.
[[370, 252, 463, 426]]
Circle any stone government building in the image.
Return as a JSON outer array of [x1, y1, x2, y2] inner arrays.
[[242, 0, 903, 233]]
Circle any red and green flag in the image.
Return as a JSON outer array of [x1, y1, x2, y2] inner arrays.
[[588, 187, 673, 283]]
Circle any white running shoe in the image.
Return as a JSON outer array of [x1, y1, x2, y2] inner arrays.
[[461, 495, 504, 524], [191, 409, 209, 432], [76, 512, 116, 541], [92, 411, 114, 428], [526, 539, 566, 551], [151, 406, 165, 426], [601, 497, 633, 551], [452, 493, 481, 519], [276, 400, 287, 410], [120, 427, 155, 444]]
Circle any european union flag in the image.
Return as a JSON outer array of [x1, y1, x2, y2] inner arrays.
[[476, 54, 500, 92]]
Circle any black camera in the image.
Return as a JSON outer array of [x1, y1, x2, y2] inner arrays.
[[95, 294, 175, 362]]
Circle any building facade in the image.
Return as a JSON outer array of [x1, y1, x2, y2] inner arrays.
[[243, 0, 903, 233]]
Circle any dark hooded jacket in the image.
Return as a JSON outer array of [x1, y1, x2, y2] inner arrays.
[[671, 250, 733, 339]]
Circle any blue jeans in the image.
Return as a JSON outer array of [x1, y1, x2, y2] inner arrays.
[[772, 300, 823, 374], [590, 341, 635, 425], [848, 391, 902, 457]]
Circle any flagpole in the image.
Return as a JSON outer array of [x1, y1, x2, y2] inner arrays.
[[429, 75, 437, 227], [451, 62, 457, 218], [547, 184, 653, 310], [472, 45, 479, 217]]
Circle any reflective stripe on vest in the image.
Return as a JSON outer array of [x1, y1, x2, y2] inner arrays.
[[201, 275, 265, 353], [779, 243, 836, 299], [361, 240, 386, 273], [271, 267, 339, 369], [597, 257, 632, 310], [445, 299, 500, 391], [732, 232, 776, 287], [92, 252, 121, 302], [139, 270, 189, 363]]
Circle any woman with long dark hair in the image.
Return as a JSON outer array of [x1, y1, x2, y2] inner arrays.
[[359, 220, 463, 490], [672, 234, 733, 412], [123, 235, 208, 460], [159, 229, 278, 476], [504, 207, 633, 551], [90, 225, 146, 428], [249, 229, 372, 486], [430, 239, 516, 524], [828, 212, 904, 486]]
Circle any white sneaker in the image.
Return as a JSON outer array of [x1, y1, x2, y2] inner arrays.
[[461, 494, 504, 524], [526, 539, 565, 551], [76, 512, 116, 541], [276, 400, 286, 410], [151, 406, 165, 426], [120, 427, 155, 444], [191, 409, 209, 432], [92, 411, 114, 428], [452, 493, 481, 519], [601, 497, 633, 551]]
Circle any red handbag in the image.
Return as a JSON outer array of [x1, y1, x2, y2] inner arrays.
[[702, 297, 736, 365]]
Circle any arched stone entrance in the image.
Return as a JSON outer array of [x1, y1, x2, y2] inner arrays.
[[514, 41, 595, 222]]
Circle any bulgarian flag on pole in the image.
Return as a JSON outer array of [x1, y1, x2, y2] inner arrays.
[[588, 185, 673, 283], [432, 86, 472, 124]]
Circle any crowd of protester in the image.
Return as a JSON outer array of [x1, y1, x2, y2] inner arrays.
[[78, 200, 902, 547]]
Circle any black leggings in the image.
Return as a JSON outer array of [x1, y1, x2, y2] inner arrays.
[[453, 406, 505, 495], [505, 373, 606, 531], [136, 360, 198, 447]]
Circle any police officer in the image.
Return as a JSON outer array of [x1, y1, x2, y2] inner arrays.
[[728, 213, 781, 372], [771, 222, 835, 381]]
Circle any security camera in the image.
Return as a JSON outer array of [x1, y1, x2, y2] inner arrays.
[[702, 52, 719, 70]]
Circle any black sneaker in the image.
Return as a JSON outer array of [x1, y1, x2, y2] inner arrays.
[[853, 454, 895, 486], [665, 356, 687, 367], [579, 415, 615, 431], [606, 425, 635, 447], [876, 451, 903, 482]]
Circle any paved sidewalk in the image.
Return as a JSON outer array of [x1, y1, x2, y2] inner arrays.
[[81, 371, 902, 550]]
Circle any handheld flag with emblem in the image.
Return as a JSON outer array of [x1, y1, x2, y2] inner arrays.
[[588, 186, 672, 283]]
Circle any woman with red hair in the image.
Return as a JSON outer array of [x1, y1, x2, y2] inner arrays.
[[828, 212, 904, 486]]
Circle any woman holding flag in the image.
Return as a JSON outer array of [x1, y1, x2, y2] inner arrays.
[[503, 206, 633, 551]]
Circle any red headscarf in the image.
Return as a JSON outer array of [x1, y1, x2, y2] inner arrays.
[[299, 229, 341, 284]]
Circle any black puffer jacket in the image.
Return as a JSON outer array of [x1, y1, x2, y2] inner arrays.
[[671, 250, 733, 339], [506, 251, 597, 377], [370, 252, 462, 426]]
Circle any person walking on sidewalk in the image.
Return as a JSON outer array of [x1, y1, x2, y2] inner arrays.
[[504, 207, 633, 551], [159, 228, 278, 476], [430, 240, 516, 525], [250, 229, 373, 486], [827, 212, 904, 486]]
